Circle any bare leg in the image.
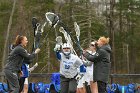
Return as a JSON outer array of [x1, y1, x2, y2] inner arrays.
[[90, 81, 98, 93], [23, 84, 28, 93], [77, 87, 86, 93]]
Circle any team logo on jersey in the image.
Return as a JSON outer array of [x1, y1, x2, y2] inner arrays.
[[65, 65, 70, 69], [95, 53, 99, 56]]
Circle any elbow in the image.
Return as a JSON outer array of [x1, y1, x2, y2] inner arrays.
[[85, 56, 94, 62]]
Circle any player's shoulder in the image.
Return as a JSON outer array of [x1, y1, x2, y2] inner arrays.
[[14, 45, 25, 52], [71, 54, 79, 59]]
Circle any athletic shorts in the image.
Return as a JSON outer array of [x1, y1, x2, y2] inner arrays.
[[84, 73, 90, 85], [24, 78, 28, 84], [77, 77, 84, 88]]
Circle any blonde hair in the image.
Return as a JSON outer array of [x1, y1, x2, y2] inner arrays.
[[99, 36, 110, 44]]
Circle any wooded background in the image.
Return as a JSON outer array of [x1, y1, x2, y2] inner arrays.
[[0, 0, 140, 84]]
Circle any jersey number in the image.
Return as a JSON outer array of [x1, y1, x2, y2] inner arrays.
[[65, 65, 70, 69]]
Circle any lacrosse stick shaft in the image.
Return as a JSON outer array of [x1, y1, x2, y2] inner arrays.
[[58, 21, 83, 53]]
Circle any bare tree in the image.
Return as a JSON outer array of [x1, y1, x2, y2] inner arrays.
[[2, 0, 17, 81]]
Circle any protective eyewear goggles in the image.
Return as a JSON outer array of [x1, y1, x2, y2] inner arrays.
[[63, 48, 70, 49], [90, 44, 95, 47]]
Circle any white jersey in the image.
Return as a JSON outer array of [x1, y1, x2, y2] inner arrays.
[[83, 51, 96, 84], [59, 53, 83, 78]]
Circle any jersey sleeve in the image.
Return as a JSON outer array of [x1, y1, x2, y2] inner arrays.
[[55, 51, 61, 60], [18, 47, 36, 60], [83, 51, 100, 62]]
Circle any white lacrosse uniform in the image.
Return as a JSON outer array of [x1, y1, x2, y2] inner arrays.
[[77, 51, 95, 87], [84, 52, 96, 85], [58, 53, 83, 78]]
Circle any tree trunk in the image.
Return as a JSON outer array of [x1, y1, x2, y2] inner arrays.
[[109, 0, 116, 73], [2, 0, 17, 82]]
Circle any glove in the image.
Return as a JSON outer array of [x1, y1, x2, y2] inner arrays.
[[35, 48, 40, 54], [29, 63, 38, 72], [54, 44, 61, 51], [75, 73, 83, 80]]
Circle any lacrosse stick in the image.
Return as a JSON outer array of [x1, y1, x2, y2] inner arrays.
[[39, 12, 60, 73], [45, 12, 59, 28], [31, 12, 60, 73], [74, 22, 83, 55], [45, 12, 83, 53], [74, 22, 80, 41], [38, 12, 60, 46], [32, 17, 42, 52], [59, 27, 72, 44], [40, 12, 60, 42], [58, 21, 83, 53]]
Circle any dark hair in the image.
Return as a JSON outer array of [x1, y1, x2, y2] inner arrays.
[[13, 35, 25, 46]]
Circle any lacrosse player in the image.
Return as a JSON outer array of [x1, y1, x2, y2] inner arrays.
[[54, 43, 84, 93], [19, 62, 38, 93], [86, 42, 98, 93], [77, 41, 98, 93]]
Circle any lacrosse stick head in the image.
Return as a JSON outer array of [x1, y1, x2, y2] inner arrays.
[[45, 12, 59, 28], [32, 17, 38, 30], [74, 22, 80, 38], [59, 27, 73, 46], [35, 23, 41, 36], [56, 36, 63, 45]]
